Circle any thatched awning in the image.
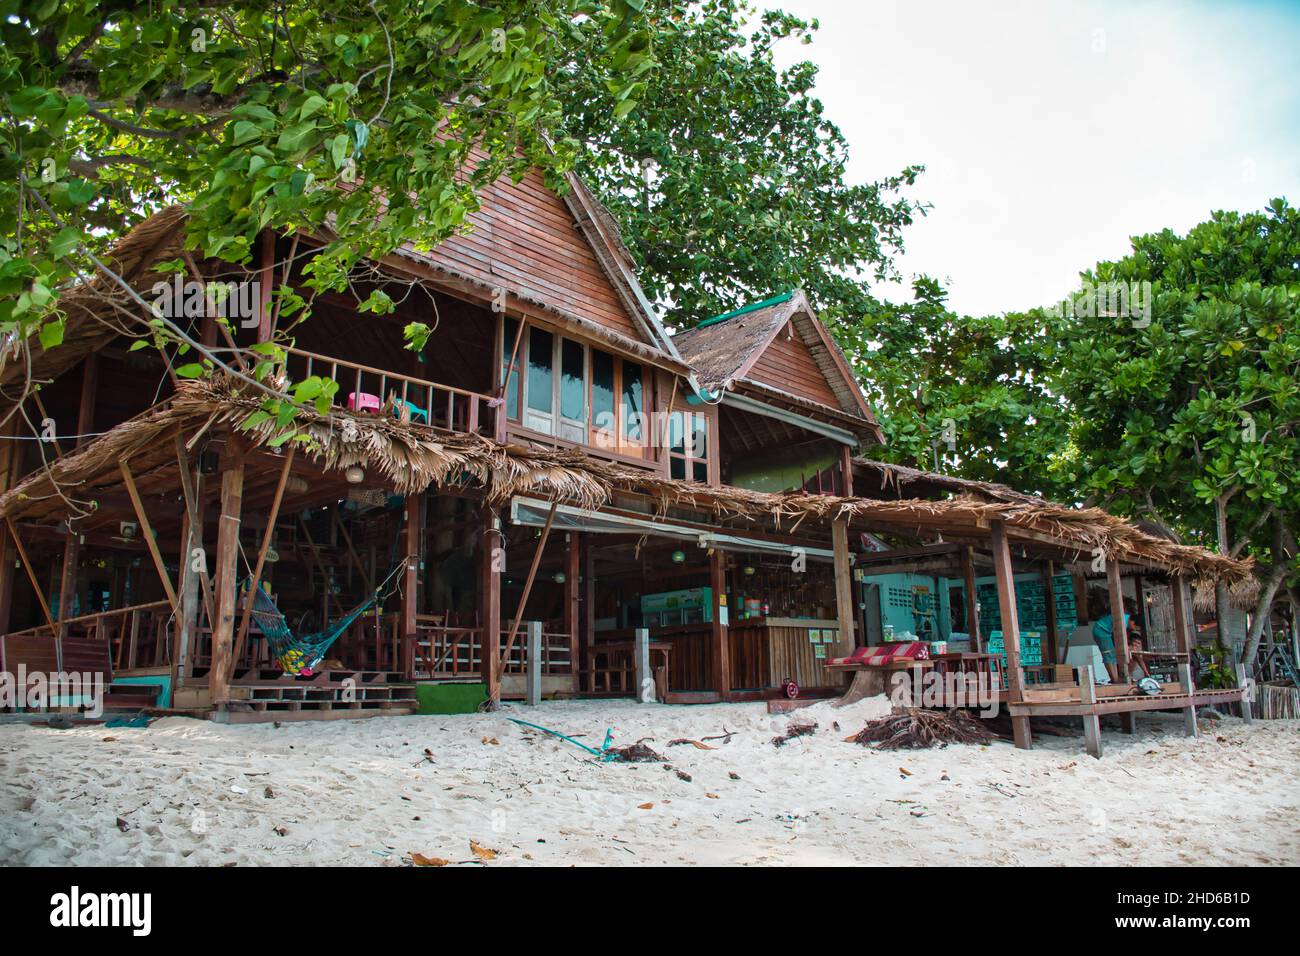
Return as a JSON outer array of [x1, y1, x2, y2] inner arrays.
[[0, 379, 1252, 585]]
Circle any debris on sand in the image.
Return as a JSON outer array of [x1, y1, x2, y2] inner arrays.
[[605, 742, 665, 763], [668, 738, 716, 750], [771, 721, 817, 747], [846, 709, 996, 751]]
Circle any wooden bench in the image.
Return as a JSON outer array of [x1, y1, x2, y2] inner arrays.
[[1, 634, 161, 713]]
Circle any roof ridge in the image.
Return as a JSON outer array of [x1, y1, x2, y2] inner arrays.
[[693, 290, 797, 329]]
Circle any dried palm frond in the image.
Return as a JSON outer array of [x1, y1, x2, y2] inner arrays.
[[846, 708, 996, 750]]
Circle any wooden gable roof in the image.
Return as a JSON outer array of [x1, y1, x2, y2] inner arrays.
[[673, 290, 882, 441], [392, 157, 680, 365]]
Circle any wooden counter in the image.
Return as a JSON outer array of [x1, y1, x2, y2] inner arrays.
[[727, 618, 847, 691]]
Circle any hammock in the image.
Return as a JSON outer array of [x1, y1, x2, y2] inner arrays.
[[247, 588, 378, 677]]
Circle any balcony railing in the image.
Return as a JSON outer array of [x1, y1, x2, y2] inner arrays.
[[284, 347, 495, 436]]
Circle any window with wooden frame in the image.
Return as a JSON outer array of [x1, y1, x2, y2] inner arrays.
[[499, 317, 651, 458], [668, 408, 709, 482]]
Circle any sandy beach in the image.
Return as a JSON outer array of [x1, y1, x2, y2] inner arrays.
[[2, 698, 1296, 867]]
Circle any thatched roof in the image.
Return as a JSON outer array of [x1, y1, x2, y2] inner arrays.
[[0, 379, 1252, 585], [0, 206, 189, 391], [673, 290, 882, 439], [854, 458, 1041, 504]]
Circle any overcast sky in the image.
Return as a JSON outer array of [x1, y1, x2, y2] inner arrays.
[[764, 0, 1300, 316]]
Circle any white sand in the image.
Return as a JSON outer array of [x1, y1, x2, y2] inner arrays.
[[2, 698, 1296, 866]]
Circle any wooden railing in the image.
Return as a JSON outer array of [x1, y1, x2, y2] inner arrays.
[[500, 625, 574, 676], [3, 601, 173, 671], [284, 347, 495, 436]]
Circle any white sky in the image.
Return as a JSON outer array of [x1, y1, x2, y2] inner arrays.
[[764, 0, 1300, 316]]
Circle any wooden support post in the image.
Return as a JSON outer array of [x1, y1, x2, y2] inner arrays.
[[56, 526, 80, 637], [209, 441, 245, 705], [564, 531, 580, 685], [118, 461, 179, 611], [991, 520, 1031, 749], [175, 438, 216, 626], [839, 445, 854, 497], [1170, 575, 1198, 736], [961, 545, 981, 652], [1043, 561, 1059, 665], [501, 501, 556, 666], [1106, 558, 1136, 733], [6, 518, 55, 632], [479, 506, 502, 706], [709, 548, 730, 698], [1077, 664, 1103, 759], [832, 517, 856, 655], [634, 626, 652, 703], [583, 540, 596, 693], [525, 619, 542, 706], [1236, 662, 1253, 723], [233, 447, 296, 668], [402, 493, 422, 677]]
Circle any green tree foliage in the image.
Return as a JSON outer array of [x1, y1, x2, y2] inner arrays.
[[0, 0, 653, 383], [858, 277, 1071, 496], [554, 0, 924, 328], [1047, 199, 1300, 660]]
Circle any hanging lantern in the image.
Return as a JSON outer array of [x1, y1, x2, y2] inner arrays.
[[345, 465, 365, 484], [671, 549, 686, 564], [553, 571, 567, 584], [743, 565, 756, 576]]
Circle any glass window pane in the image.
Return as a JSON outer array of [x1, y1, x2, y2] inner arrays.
[[622, 361, 643, 442], [527, 327, 553, 413], [692, 460, 708, 483], [560, 339, 586, 421], [670, 457, 686, 480], [502, 318, 520, 420], [592, 350, 615, 441], [668, 411, 685, 455], [691, 413, 708, 459]]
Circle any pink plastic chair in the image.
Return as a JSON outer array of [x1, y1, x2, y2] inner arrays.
[[346, 391, 381, 413]]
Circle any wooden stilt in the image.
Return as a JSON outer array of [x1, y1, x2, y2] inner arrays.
[[174, 438, 216, 625], [209, 440, 245, 705], [1043, 561, 1059, 666], [56, 526, 80, 637], [1078, 664, 1103, 758], [402, 493, 422, 676], [991, 520, 1031, 749]]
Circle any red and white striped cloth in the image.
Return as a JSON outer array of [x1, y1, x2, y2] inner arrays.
[[828, 641, 931, 667]]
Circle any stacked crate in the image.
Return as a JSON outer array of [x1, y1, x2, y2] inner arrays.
[[976, 573, 1077, 667]]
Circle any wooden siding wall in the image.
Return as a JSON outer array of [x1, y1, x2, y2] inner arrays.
[[417, 156, 645, 343], [746, 323, 842, 407]]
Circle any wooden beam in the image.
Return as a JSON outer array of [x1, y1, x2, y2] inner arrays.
[[174, 438, 216, 625], [709, 548, 731, 698], [563, 531, 580, 686], [479, 505, 501, 705], [402, 493, 422, 676], [56, 526, 80, 638], [1170, 574, 1198, 737], [1105, 556, 1135, 734], [209, 440, 245, 704], [831, 517, 856, 655], [991, 520, 1031, 749], [500, 501, 557, 667], [5, 518, 55, 632], [1043, 561, 1059, 666], [962, 545, 981, 652], [118, 460, 179, 611], [233, 447, 296, 668]]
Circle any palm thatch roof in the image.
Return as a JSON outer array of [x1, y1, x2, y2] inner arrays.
[[0, 379, 1252, 586]]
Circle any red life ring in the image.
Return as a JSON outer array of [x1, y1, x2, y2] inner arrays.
[[782, 678, 800, 699]]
